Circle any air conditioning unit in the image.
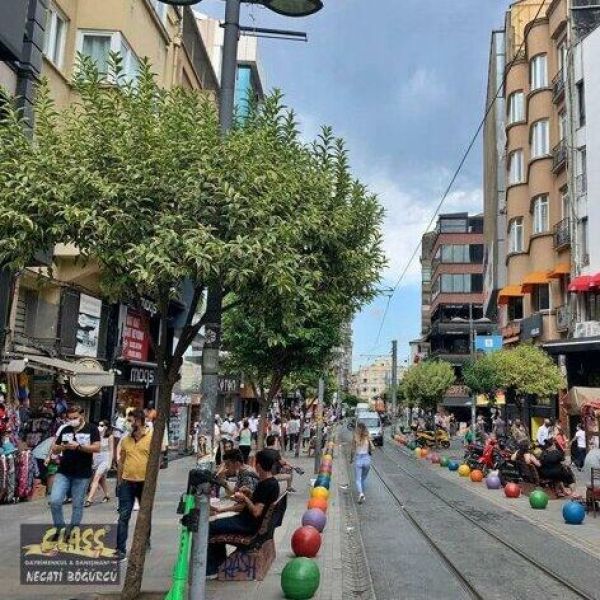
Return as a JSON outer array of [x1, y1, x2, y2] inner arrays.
[[574, 320, 600, 338]]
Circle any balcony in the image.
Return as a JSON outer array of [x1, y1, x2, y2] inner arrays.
[[552, 70, 565, 104], [553, 217, 571, 249], [552, 139, 568, 172]]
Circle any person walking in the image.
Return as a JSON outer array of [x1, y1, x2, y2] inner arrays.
[[238, 419, 252, 464], [350, 422, 373, 504], [49, 406, 100, 538], [116, 409, 153, 561], [570, 423, 587, 471], [85, 421, 113, 506], [287, 414, 300, 453]]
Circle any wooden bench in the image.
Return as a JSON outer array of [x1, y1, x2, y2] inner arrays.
[[517, 461, 559, 499], [209, 492, 288, 581]]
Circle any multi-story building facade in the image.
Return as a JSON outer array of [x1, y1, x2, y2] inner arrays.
[[483, 29, 507, 322], [427, 213, 494, 411], [351, 357, 392, 403], [332, 322, 353, 393], [496, 0, 572, 347]]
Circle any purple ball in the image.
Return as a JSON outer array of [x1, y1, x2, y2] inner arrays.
[[302, 508, 327, 532], [486, 474, 502, 490]]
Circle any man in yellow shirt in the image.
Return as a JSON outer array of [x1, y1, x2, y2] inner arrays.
[[116, 408, 153, 561]]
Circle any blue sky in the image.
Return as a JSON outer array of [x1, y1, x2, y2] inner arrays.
[[196, 0, 505, 369]]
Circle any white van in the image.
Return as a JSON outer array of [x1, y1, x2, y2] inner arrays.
[[357, 411, 384, 446]]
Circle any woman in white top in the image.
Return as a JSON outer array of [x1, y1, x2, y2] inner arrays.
[[350, 422, 374, 504], [86, 421, 113, 506]]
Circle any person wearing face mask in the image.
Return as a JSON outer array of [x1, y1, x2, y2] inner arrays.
[[116, 408, 153, 561], [85, 421, 113, 506], [49, 406, 101, 539]]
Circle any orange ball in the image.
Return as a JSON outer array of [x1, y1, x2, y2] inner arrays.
[[470, 469, 484, 482], [420, 448, 429, 458], [307, 497, 328, 512]]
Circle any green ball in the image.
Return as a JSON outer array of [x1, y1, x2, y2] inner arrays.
[[529, 489, 549, 510], [407, 441, 417, 451], [439, 456, 449, 467], [281, 557, 320, 600]]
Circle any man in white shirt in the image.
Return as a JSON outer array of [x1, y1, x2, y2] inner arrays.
[[287, 415, 300, 452], [248, 414, 258, 444], [571, 423, 587, 470], [536, 419, 551, 447]]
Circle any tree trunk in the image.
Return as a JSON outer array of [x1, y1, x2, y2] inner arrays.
[[257, 397, 269, 450], [121, 373, 174, 600]]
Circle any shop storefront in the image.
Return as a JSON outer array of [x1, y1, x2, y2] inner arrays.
[[113, 361, 158, 411]]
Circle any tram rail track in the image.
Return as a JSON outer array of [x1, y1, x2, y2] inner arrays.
[[368, 443, 596, 600]]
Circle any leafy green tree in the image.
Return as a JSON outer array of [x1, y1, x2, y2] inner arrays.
[[402, 360, 456, 412], [0, 59, 383, 598], [463, 354, 503, 398]]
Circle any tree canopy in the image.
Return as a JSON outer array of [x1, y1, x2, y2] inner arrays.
[[402, 360, 456, 411]]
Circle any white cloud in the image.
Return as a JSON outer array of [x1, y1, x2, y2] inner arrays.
[[396, 67, 448, 114], [358, 169, 482, 286]]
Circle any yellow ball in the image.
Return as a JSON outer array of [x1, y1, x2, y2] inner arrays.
[[458, 464, 471, 477], [323, 454, 333, 462], [414, 447, 422, 458], [311, 486, 329, 501]]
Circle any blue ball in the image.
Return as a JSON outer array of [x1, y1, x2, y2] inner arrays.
[[315, 477, 330, 489], [562, 500, 586, 525], [447, 460, 459, 471]]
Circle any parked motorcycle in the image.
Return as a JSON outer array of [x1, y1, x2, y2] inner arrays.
[[416, 428, 451, 449]]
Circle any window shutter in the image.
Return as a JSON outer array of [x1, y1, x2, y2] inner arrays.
[[59, 289, 80, 356]]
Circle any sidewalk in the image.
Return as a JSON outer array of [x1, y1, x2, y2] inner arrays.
[[0, 447, 346, 599], [394, 440, 600, 560]]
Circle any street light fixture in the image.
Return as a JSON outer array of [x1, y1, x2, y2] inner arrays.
[[159, 0, 324, 17]]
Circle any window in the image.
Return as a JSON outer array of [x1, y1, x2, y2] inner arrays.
[[531, 119, 549, 158], [532, 284, 550, 312], [78, 31, 140, 82], [509, 218, 524, 253], [508, 297, 524, 321], [561, 188, 570, 220], [508, 92, 525, 124], [439, 218, 467, 233], [559, 110, 567, 141], [532, 195, 549, 234], [578, 217, 589, 264], [577, 81, 586, 126], [530, 54, 548, 90], [43, 3, 67, 68], [557, 41, 567, 79], [440, 274, 479, 293], [508, 150, 524, 184], [149, 0, 168, 22]]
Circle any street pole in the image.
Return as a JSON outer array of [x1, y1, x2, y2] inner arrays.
[[314, 377, 325, 474], [391, 340, 398, 436], [189, 1, 241, 597], [469, 303, 476, 442]]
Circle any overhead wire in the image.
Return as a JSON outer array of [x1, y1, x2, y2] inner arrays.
[[371, 0, 548, 348]]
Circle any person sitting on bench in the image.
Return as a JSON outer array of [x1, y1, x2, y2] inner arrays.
[[206, 449, 280, 579], [539, 438, 575, 497], [213, 449, 259, 511]]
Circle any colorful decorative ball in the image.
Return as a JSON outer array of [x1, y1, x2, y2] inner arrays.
[[302, 508, 327, 532], [323, 454, 333, 462], [314, 477, 329, 489], [528, 489, 549, 510], [439, 456, 449, 468], [485, 474, 502, 489], [281, 557, 320, 600], [430, 453, 440, 464], [307, 497, 328, 512], [407, 441, 417, 451], [447, 460, 459, 471], [458, 464, 471, 477], [470, 469, 484, 483], [563, 500, 586, 525], [319, 465, 332, 475], [414, 447, 423, 458], [311, 486, 329, 501], [504, 482, 521, 498], [420, 447, 429, 458], [291, 526, 322, 558]]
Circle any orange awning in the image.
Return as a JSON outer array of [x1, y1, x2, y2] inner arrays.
[[548, 263, 570, 278], [521, 271, 550, 293], [497, 285, 524, 305]]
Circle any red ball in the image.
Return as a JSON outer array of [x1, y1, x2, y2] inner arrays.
[[291, 525, 322, 558], [504, 482, 521, 498]]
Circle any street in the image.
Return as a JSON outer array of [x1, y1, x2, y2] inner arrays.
[[347, 434, 600, 600]]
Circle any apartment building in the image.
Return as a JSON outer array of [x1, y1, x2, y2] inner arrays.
[[351, 357, 392, 402], [495, 0, 571, 347]]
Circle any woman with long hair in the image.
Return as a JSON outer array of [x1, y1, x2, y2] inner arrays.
[[85, 420, 113, 506], [350, 422, 373, 504]]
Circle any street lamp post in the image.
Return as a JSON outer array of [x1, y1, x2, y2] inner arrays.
[[159, 1, 323, 596]]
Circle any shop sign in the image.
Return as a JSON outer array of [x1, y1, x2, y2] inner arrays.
[[520, 314, 543, 341], [475, 335, 503, 353], [75, 294, 102, 358], [116, 363, 157, 387], [122, 310, 150, 362], [218, 375, 240, 395]]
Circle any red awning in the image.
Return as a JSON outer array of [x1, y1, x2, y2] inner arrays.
[[589, 273, 600, 289], [568, 275, 592, 292]]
